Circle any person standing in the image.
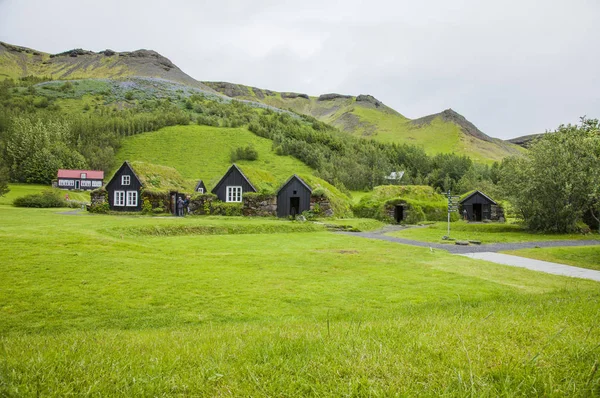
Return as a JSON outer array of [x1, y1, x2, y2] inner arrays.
[[463, 208, 468, 221], [184, 195, 191, 215], [177, 196, 184, 217]]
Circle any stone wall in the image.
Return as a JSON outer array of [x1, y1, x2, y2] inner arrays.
[[491, 205, 505, 222], [310, 196, 333, 217], [243, 194, 276, 217], [188, 194, 216, 215], [90, 190, 106, 205]]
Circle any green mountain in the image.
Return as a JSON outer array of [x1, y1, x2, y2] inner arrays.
[[0, 41, 524, 164], [202, 82, 524, 163]]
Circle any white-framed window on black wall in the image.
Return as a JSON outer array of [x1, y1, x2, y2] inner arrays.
[[80, 173, 87, 179], [226, 186, 242, 202], [114, 191, 125, 206], [126, 191, 138, 207], [122, 175, 130, 185]]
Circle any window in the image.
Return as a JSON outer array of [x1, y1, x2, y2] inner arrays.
[[114, 191, 125, 206], [197, 188, 204, 193], [126, 191, 138, 207], [122, 175, 130, 185], [80, 173, 87, 179], [226, 186, 242, 202]]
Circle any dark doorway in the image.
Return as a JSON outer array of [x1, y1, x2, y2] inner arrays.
[[290, 197, 300, 216], [75, 180, 80, 189], [473, 203, 482, 221], [394, 205, 404, 223]]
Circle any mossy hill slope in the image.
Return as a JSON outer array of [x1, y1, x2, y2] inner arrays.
[[0, 41, 214, 92], [204, 82, 524, 163], [115, 124, 315, 190]]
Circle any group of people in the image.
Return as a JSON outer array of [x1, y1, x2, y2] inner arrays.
[[176, 195, 191, 216]]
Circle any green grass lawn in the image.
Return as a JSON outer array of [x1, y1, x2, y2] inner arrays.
[[115, 124, 314, 188], [0, 184, 91, 205], [502, 246, 600, 271], [1, 205, 600, 395], [387, 221, 599, 244]]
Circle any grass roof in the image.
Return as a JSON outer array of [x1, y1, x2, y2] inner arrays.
[[297, 174, 352, 217], [129, 161, 194, 193]]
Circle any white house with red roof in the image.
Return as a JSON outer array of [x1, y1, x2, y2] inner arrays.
[[56, 169, 104, 190]]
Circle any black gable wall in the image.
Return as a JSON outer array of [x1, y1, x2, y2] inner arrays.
[[212, 167, 256, 201], [106, 162, 143, 211], [277, 177, 311, 217]]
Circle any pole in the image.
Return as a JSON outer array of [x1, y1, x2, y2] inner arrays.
[[447, 190, 451, 238]]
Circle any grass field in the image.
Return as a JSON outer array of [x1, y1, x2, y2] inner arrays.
[[387, 221, 599, 244], [502, 246, 600, 271], [115, 125, 314, 188], [2, 204, 600, 395]]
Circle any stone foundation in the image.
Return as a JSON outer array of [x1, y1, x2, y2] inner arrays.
[[310, 196, 333, 217]]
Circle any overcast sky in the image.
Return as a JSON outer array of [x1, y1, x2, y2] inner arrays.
[[1, 0, 598, 139]]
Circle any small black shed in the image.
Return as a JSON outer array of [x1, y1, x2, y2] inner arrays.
[[194, 180, 207, 194], [277, 175, 312, 217], [459, 190, 500, 221], [105, 161, 143, 211], [211, 164, 257, 202]]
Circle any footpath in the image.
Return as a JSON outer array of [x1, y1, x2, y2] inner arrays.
[[339, 226, 600, 282]]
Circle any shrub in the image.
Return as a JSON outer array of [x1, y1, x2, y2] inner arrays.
[[124, 91, 134, 101], [230, 144, 259, 162], [209, 202, 243, 216], [141, 198, 153, 214], [89, 203, 110, 213], [13, 191, 66, 208]]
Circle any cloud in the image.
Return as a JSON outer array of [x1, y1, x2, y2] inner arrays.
[[1, 0, 598, 138]]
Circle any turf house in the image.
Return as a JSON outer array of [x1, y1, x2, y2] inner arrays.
[[91, 161, 192, 213], [459, 190, 504, 221]]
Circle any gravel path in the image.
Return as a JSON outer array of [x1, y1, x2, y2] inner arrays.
[[338, 230, 600, 254], [459, 252, 600, 282]]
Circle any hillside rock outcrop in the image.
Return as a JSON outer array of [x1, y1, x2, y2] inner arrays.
[[356, 94, 382, 107], [318, 93, 353, 101], [281, 92, 309, 99]]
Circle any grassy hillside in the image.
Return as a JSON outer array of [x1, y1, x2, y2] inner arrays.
[[204, 82, 524, 163], [115, 125, 315, 189]]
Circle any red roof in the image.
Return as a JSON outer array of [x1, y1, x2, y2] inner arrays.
[[57, 169, 104, 179]]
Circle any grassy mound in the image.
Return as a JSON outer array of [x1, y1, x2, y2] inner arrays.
[[298, 174, 352, 217], [353, 185, 453, 223]]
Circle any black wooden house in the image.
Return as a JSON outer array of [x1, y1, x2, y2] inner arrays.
[[459, 190, 501, 221], [211, 164, 257, 202], [277, 175, 312, 217], [105, 161, 143, 211]]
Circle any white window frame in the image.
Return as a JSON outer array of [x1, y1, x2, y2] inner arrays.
[[226, 186, 242, 202], [114, 191, 125, 206], [122, 175, 131, 185], [126, 191, 138, 207], [197, 188, 204, 193], [80, 173, 87, 179]]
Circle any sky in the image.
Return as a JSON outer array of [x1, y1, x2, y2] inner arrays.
[[0, 0, 598, 139]]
